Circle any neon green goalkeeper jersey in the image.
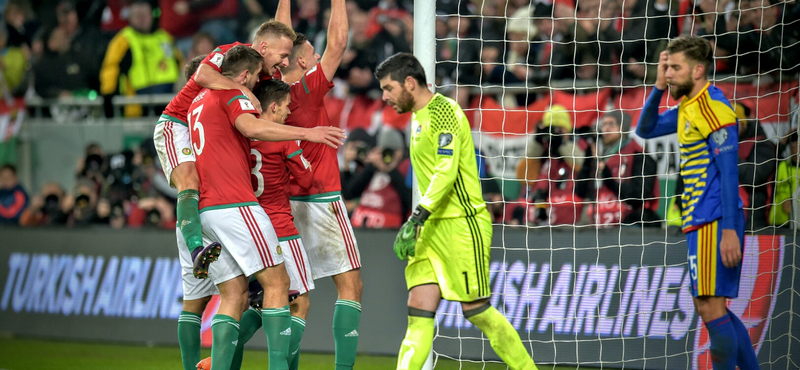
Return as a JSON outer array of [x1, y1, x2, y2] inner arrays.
[[411, 93, 486, 219]]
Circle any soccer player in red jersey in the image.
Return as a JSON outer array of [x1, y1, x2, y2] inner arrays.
[[198, 79, 318, 370], [275, 1, 363, 369], [188, 46, 344, 370], [154, 20, 295, 284]]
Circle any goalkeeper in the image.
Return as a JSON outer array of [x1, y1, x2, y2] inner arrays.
[[376, 53, 538, 370]]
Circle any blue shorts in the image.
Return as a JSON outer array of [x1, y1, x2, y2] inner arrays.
[[686, 213, 744, 298]]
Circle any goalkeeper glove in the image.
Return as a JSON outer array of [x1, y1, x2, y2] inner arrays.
[[394, 206, 432, 260]]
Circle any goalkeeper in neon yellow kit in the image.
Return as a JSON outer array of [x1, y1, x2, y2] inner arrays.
[[376, 53, 538, 370]]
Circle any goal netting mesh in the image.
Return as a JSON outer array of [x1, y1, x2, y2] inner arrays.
[[418, 0, 800, 368]]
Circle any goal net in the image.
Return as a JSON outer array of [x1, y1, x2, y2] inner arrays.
[[415, 0, 800, 368]]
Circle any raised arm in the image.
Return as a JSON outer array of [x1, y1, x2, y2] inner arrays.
[[235, 114, 345, 148], [275, 0, 291, 27], [319, 0, 348, 80], [636, 51, 680, 139]]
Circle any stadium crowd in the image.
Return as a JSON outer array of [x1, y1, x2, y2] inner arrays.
[[0, 0, 798, 230]]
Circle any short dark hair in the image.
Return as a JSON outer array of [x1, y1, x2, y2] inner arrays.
[[253, 79, 291, 110], [254, 20, 297, 43], [666, 36, 713, 71], [375, 52, 427, 86], [220, 45, 263, 78], [0, 164, 16, 175], [288, 33, 309, 62], [185, 55, 205, 81]]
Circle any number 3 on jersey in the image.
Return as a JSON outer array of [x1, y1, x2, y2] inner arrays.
[[188, 105, 205, 155], [251, 149, 264, 197]]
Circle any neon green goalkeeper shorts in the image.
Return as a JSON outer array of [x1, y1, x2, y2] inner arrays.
[[405, 209, 492, 302]]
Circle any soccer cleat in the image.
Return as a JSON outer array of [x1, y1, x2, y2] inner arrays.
[[191, 242, 221, 279], [248, 279, 264, 310], [196, 356, 211, 370]]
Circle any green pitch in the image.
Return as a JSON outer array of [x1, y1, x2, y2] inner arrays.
[[0, 338, 586, 370]]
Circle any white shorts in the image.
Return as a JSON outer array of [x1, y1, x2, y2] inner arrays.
[[154, 116, 195, 187], [199, 204, 283, 285], [280, 237, 315, 295], [290, 198, 361, 279], [175, 227, 218, 300]]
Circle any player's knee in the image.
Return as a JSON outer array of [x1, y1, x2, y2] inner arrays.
[[462, 300, 491, 320], [182, 295, 212, 314], [694, 300, 727, 323], [172, 162, 199, 191], [334, 269, 363, 301], [291, 294, 310, 318]]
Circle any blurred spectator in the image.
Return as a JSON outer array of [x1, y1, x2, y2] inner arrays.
[[526, 105, 586, 225], [127, 195, 176, 228], [160, 0, 239, 56], [702, 0, 800, 75], [239, 0, 278, 39], [735, 102, 777, 230], [33, 25, 94, 98], [99, 0, 131, 33], [100, 0, 182, 117], [480, 6, 541, 106], [769, 131, 798, 227], [0, 21, 28, 96], [187, 31, 215, 60], [516, 104, 585, 187], [4, 0, 39, 51], [76, 142, 106, 192], [341, 128, 376, 213], [552, 0, 621, 82], [344, 127, 411, 228], [57, 0, 108, 92], [19, 182, 69, 226], [0, 164, 27, 224], [63, 178, 101, 226], [619, 0, 676, 84], [574, 111, 661, 227]]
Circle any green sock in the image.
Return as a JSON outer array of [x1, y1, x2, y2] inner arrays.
[[177, 189, 203, 251], [177, 311, 202, 370], [288, 316, 306, 370], [262, 306, 291, 370], [333, 299, 361, 370], [230, 308, 263, 370], [210, 314, 240, 370], [396, 308, 435, 370], [465, 304, 538, 370]]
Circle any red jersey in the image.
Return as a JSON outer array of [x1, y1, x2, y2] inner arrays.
[[286, 64, 338, 198], [250, 140, 314, 238], [188, 88, 261, 210], [162, 42, 273, 125]]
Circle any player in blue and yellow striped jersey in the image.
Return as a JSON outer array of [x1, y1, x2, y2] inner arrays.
[[375, 53, 538, 370], [636, 36, 758, 369]]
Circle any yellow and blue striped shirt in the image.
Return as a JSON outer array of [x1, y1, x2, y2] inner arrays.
[[636, 82, 742, 231]]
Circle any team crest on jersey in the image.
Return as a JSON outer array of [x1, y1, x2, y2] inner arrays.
[[182, 148, 192, 155], [438, 133, 452, 148], [711, 128, 728, 146], [684, 120, 691, 132], [210, 53, 224, 68], [239, 99, 256, 111], [276, 246, 282, 255]]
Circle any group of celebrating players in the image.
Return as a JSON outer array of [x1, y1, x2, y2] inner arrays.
[[154, 0, 360, 369], [151, 0, 759, 366]]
